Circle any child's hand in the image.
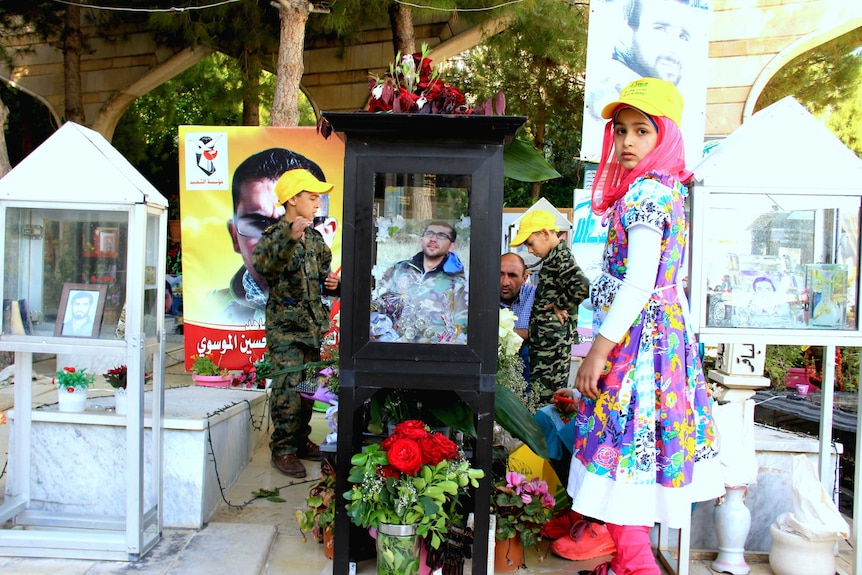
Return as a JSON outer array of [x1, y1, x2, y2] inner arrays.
[[547, 304, 569, 324], [324, 271, 340, 291], [551, 388, 577, 414], [290, 217, 312, 240]]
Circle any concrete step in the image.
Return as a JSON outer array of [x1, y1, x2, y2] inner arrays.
[[0, 523, 277, 574]]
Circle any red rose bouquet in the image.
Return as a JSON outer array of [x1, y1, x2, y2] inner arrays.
[[344, 420, 485, 549]]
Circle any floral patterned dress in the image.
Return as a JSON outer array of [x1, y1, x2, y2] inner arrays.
[[567, 173, 725, 528]]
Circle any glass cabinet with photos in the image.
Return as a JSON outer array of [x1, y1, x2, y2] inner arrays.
[[0, 121, 169, 561], [688, 188, 862, 346]]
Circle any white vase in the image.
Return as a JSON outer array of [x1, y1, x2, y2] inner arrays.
[[57, 386, 88, 413], [712, 486, 751, 575], [114, 388, 127, 415]]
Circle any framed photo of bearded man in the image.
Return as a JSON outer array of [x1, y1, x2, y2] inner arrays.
[[54, 283, 107, 338]]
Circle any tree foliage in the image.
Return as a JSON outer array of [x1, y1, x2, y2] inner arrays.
[[756, 28, 862, 157], [446, 0, 589, 207], [111, 51, 316, 201]]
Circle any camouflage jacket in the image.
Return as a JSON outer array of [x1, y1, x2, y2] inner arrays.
[[375, 252, 468, 344], [529, 242, 590, 343], [252, 220, 336, 356]]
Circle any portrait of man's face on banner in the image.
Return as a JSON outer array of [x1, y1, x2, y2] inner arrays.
[[581, 0, 711, 165], [178, 126, 345, 371]]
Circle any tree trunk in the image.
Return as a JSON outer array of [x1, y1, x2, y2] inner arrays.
[[64, 5, 85, 125], [242, 49, 262, 126], [389, 3, 415, 56], [0, 93, 11, 178], [0, 91, 10, 371], [270, 0, 311, 128]]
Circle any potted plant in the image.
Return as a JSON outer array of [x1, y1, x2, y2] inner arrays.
[[296, 460, 337, 559], [492, 471, 555, 572], [103, 365, 152, 414], [104, 365, 129, 414], [252, 353, 273, 388], [54, 366, 96, 412], [190, 354, 233, 388], [344, 420, 485, 575]]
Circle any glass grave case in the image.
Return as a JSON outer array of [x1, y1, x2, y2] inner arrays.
[[0, 123, 168, 560], [324, 112, 526, 575], [690, 190, 861, 346]]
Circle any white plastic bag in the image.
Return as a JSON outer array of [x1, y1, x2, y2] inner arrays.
[[775, 454, 848, 541]]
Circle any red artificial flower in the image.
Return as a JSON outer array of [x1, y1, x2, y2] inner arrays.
[[66, 386, 75, 393], [419, 432, 459, 466], [414, 55, 433, 87], [64, 367, 76, 373], [384, 438, 424, 476], [385, 420, 429, 442], [394, 88, 420, 113]]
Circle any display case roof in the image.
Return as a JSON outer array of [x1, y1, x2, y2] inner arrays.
[[0, 121, 168, 206], [692, 96, 862, 192]]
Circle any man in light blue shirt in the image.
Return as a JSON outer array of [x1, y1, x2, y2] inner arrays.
[[500, 252, 536, 380]]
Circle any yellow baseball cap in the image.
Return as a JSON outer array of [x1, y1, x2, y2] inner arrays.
[[273, 169, 333, 205], [600, 77, 684, 126], [510, 210, 559, 247]]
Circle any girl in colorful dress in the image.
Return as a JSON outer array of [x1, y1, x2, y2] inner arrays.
[[568, 77, 725, 575]]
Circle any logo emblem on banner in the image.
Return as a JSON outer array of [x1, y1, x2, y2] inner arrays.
[[185, 131, 229, 189]]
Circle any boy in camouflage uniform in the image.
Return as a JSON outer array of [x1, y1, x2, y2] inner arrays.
[[252, 168, 341, 478], [510, 210, 590, 401]]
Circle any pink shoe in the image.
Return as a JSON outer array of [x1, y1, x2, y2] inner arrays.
[[550, 520, 616, 561]]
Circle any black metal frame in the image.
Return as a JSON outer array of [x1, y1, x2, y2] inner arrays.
[[325, 112, 525, 575]]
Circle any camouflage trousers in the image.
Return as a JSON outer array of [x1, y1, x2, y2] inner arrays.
[[529, 329, 575, 402], [269, 342, 318, 456]]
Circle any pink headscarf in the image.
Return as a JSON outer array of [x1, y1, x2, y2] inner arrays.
[[590, 105, 692, 216]]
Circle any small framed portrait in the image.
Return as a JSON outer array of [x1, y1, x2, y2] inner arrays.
[[54, 283, 107, 338], [94, 227, 119, 258]]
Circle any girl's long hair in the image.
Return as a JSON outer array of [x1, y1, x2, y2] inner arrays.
[[591, 107, 692, 216]]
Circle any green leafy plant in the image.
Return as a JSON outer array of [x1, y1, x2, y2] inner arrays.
[[190, 354, 226, 376], [344, 420, 484, 550], [296, 461, 337, 543], [253, 353, 273, 380], [53, 366, 96, 391], [763, 345, 807, 390], [493, 471, 555, 549]]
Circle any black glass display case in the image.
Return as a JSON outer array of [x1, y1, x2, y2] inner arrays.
[[324, 112, 526, 575]]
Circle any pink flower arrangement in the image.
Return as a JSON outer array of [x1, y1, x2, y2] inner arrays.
[[493, 471, 555, 548]]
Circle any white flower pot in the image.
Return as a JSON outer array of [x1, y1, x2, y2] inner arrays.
[[769, 523, 837, 575], [57, 386, 88, 412], [114, 388, 128, 415]]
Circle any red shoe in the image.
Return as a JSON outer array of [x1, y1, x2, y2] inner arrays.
[[551, 519, 616, 561], [542, 510, 584, 540]]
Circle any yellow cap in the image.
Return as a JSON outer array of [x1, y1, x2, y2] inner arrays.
[[601, 77, 684, 126], [510, 210, 559, 247], [273, 169, 333, 205]]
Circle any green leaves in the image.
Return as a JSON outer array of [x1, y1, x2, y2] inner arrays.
[[494, 383, 549, 459], [503, 137, 562, 183], [251, 487, 285, 503]]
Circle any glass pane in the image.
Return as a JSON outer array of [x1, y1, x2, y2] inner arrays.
[[143, 212, 160, 339], [702, 194, 860, 330], [369, 172, 470, 344], [3, 207, 127, 338]]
